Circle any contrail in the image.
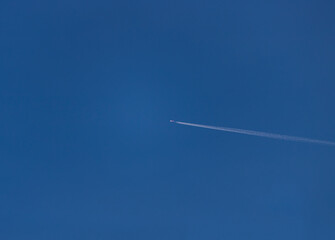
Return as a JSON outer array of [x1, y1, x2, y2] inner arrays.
[[170, 120, 335, 146]]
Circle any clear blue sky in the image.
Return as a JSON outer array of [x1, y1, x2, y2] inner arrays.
[[1, 0, 335, 239]]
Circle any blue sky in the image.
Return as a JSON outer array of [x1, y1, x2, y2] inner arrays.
[[1, 0, 335, 239]]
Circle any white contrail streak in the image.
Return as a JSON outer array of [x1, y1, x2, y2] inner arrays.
[[170, 120, 335, 146]]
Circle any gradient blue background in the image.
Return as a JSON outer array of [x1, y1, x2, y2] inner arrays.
[[1, 0, 335, 239]]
